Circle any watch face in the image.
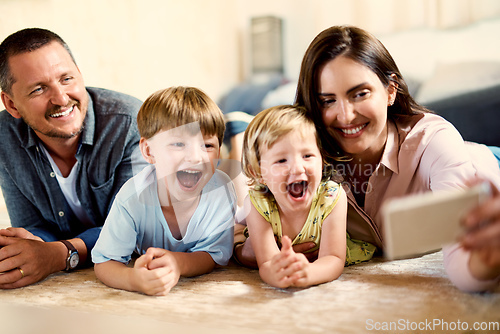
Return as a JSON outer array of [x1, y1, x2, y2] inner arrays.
[[69, 253, 79, 269]]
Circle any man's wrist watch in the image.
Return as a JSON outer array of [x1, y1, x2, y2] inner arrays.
[[60, 240, 79, 271]]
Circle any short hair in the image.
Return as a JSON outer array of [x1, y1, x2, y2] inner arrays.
[[242, 105, 322, 187], [295, 25, 429, 159], [137, 86, 225, 146], [0, 28, 76, 95]]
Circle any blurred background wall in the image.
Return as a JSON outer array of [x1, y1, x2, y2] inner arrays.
[[1, 0, 499, 103]]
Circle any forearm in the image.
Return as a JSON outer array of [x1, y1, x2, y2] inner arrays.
[[304, 255, 344, 286], [28, 228, 89, 269], [171, 251, 216, 277], [94, 261, 137, 292]]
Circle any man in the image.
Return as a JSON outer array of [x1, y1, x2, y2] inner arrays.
[[0, 28, 146, 288]]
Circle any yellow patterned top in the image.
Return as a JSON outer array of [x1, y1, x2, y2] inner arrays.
[[249, 180, 376, 266]]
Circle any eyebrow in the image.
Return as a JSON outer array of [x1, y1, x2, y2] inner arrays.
[[318, 82, 369, 97]]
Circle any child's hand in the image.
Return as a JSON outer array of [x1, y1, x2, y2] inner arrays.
[[268, 236, 310, 288], [132, 247, 181, 296]]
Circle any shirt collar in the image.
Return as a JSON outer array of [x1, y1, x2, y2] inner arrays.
[[80, 91, 95, 147], [379, 120, 399, 174]]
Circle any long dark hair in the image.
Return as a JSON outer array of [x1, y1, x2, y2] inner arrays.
[[295, 25, 428, 160]]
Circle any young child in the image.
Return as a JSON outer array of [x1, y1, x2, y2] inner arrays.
[[92, 86, 236, 296], [239, 105, 375, 289]]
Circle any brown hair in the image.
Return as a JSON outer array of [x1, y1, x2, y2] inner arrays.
[[137, 86, 225, 146], [0, 28, 76, 95], [295, 25, 428, 158], [242, 104, 322, 187]]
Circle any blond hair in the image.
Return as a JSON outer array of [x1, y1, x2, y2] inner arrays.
[[242, 105, 323, 187], [137, 86, 225, 145]]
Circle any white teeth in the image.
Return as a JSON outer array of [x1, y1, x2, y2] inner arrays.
[[341, 124, 366, 135], [181, 169, 200, 174], [50, 106, 74, 118]]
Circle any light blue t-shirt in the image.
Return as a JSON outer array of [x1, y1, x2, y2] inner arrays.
[[91, 165, 236, 265]]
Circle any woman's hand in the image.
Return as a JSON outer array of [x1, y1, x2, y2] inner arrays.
[[460, 185, 500, 280]]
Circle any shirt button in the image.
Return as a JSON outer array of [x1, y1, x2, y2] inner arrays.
[[58, 211, 65, 217], [50, 172, 56, 178]]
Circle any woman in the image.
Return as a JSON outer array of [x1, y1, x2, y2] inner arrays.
[[294, 25, 500, 292]]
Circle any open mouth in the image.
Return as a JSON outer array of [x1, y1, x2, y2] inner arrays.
[[287, 181, 308, 199], [176, 169, 202, 189], [49, 106, 74, 118]]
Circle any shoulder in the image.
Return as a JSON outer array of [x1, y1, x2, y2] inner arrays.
[[114, 165, 156, 204], [87, 87, 143, 117], [0, 110, 32, 158], [0, 109, 25, 132], [205, 170, 236, 194], [394, 113, 466, 162], [398, 113, 462, 148]]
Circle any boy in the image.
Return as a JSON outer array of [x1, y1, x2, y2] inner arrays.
[[92, 87, 236, 296]]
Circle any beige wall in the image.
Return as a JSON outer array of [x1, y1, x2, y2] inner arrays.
[[1, 0, 499, 103]]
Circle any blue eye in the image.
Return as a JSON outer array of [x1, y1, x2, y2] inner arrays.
[[30, 87, 43, 95]]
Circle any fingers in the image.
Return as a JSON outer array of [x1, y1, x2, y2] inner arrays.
[[0, 234, 21, 247], [280, 235, 293, 254], [0, 227, 41, 241], [134, 252, 154, 269], [462, 220, 500, 250], [135, 265, 179, 296], [0, 242, 22, 272], [132, 248, 180, 295], [0, 228, 16, 237], [0, 268, 28, 289], [463, 195, 500, 230], [269, 248, 307, 287]]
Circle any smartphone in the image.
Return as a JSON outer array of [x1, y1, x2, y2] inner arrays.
[[382, 183, 491, 260]]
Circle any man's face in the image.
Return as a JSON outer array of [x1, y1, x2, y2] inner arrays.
[[1, 41, 88, 141]]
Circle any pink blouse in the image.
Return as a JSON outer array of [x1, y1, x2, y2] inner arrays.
[[342, 113, 500, 292]]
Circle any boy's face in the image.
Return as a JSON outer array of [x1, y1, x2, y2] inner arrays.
[[142, 123, 220, 203]]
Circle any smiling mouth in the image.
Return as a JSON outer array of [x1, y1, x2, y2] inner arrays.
[[177, 169, 202, 189], [49, 106, 74, 118], [287, 181, 308, 198], [339, 123, 367, 135]]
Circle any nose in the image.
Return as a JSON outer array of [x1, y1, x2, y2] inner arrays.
[[335, 99, 356, 124], [290, 157, 306, 175], [49, 85, 69, 107], [185, 143, 205, 164]]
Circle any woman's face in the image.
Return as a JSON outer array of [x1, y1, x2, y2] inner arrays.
[[317, 56, 396, 161]]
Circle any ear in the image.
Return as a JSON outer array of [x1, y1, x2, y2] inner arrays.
[[387, 74, 399, 106], [139, 138, 156, 164], [1, 91, 22, 119]]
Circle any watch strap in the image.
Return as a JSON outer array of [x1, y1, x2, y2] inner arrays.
[[60, 240, 78, 271], [60, 239, 77, 253]]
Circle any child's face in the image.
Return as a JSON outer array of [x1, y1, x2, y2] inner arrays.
[[143, 123, 220, 203], [259, 128, 323, 213]]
